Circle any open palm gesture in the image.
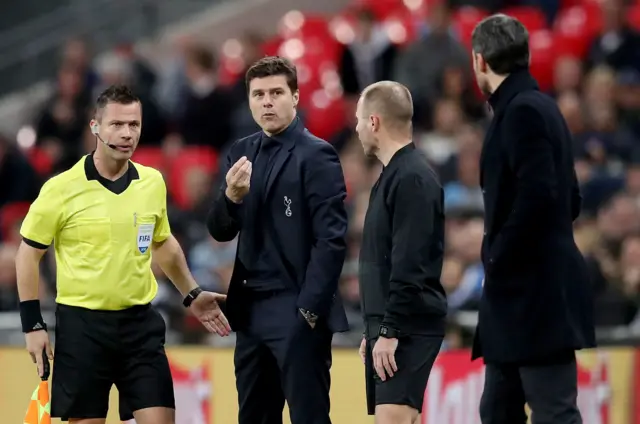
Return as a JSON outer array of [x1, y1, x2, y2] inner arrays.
[[190, 292, 232, 336]]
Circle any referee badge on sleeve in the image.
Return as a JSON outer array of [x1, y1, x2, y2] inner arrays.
[[137, 223, 154, 254]]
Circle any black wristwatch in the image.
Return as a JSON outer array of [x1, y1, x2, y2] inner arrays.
[[379, 325, 400, 339], [183, 287, 203, 307]]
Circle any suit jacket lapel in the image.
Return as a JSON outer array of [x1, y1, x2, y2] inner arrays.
[[249, 137, 261, 162], [265, 142, 295, 200]]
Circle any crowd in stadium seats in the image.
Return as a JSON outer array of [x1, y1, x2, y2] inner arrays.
[[0, 0, 639, 347]]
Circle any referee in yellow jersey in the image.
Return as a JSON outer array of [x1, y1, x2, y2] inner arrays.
[[15, 85, 231, 424]]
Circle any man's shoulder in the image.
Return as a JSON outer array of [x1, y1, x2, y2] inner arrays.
[[39, 158, 86, 194], [296, 130, 339, 160], [131, 162, 164, 185], [507, 90, 560, 121], [233, 131, 262, 149], [393, 165, 441, 193], [399, 149, 440, 184]]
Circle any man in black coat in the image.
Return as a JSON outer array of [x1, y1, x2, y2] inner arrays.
[[207, 57, 349, 424], [470, 15, 596, 424]]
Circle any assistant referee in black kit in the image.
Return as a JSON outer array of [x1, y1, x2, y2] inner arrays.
[[355, 81, 447, 424], [15, 85, 231, 424]]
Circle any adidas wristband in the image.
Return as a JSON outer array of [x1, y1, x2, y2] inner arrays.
[[19, 300, 47, 333]]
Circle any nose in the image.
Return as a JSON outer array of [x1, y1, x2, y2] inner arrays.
[[121, 126, 132, 140], [262, 94, 274, 108]]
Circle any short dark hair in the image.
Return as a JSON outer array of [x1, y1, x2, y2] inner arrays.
[[471, 14, 529, 75], [245, 56, 298, 93], [94, 85, 140, 121]]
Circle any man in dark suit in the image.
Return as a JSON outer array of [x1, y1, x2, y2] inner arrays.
[[207, 56, 349, 424], [470, 15, 596, 424]]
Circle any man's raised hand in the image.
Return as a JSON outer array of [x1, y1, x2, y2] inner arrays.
[[225, 156, 252, 204]]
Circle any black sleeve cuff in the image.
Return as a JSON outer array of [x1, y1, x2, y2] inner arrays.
[[224, 193, 242, 214], [23, 237, 48, 250]]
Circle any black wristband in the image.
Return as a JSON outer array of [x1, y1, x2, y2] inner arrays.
[[183, 287, 203, 308], [19, 300, 47, 333]]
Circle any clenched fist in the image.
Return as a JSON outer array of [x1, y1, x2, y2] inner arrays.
[[225, 156, 252, 204]]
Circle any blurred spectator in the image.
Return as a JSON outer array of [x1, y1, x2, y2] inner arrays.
[[229, 32, 268, 141], [189, 238, 237, 293], [417, 97, 465, 165], [34, 64, 90, 172], [586, 0, 640, 74], [553, 56, 583, 96], [60, 37, 99, 104], [0, 135, 40, 210], [338, 8, 398, 98], [178, 44, 234, 150], [94, 51, 168, 146], [393, 2, 469, 125]]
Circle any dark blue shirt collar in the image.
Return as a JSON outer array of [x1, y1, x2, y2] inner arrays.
[[261, 115, 304, 147]]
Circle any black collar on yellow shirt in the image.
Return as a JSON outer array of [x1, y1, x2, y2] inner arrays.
[[84, 152, 140, 195]]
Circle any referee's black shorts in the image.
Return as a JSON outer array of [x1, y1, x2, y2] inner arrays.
[[51, 303, 175, 421], [365, 334, 443, 415]]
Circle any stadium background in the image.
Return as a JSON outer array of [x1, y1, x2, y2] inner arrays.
[[0, 0, 639, 422]]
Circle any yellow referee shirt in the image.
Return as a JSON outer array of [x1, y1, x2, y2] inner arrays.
[[20, 153, 171, 311]]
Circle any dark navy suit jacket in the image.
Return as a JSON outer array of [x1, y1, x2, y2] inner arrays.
[[207, 117, 350, 333]]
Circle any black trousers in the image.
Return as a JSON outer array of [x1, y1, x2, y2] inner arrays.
[[234, 291, 333, 424], [480, 353, 582, 424]]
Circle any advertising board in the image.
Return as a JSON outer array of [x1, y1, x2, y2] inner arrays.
[[0, 347, 635, 423]]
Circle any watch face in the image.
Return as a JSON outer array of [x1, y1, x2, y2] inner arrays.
[[380, 327, 387, 335]]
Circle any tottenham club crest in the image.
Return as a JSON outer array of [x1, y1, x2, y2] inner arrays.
[[284, 196, 292, 217]]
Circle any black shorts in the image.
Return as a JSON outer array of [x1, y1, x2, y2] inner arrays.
[[365, 334, 443, 415], [51, 303, 175, 421]]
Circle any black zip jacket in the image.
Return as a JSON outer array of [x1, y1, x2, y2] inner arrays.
[[359, 143, 447, 338]]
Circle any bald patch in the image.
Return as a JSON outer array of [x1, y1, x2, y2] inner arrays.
[[360, 81, 413, 132]]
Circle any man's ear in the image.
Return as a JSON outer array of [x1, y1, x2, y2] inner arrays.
[[369, 115, 381, 133], [475, 53, 488, 74], [293, 90, 300, 108]]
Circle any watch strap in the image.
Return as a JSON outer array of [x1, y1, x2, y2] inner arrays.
[[379, 325, 400, 339], [183, 287, 203, 307]]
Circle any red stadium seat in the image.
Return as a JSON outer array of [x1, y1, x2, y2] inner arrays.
[[451, 7, 491, 48], [0, 201, 30, 242], [131, 147, 166, 172], [502, 6, 548, 31], [350, 0, 407, 20], [167, 147, 218, 210], [278, 12, 332, 40], [261, 36, 283, 56], [218, 39, 246, 87], [329, 12, 358, 45], [552, 4, 602, 59], [25, 147, 53, 177], [303, 90, 347, 141], [278, 40, 341, 106], [528, 30, 556, 92], [382, 7, 420, 45], [628, 4, 640, 30]]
